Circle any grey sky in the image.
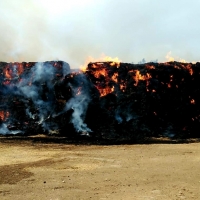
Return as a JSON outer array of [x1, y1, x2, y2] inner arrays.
[[0, 0, 200, 68]]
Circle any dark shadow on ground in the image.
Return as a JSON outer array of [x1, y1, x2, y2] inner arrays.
[[0, 134, 200, 145]]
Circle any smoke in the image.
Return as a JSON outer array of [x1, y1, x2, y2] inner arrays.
[[57, 73, 92, 133], [0, 60, 94, 135], [1, 0, 200, 67], [0, 123, 10, 135], [115, 106, 137, 124], [138, 58, 146, 64], [16, 63, 56, 130], [0, 122, 23, 135]]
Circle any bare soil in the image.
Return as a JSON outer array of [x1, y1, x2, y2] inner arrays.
[[0, 136, 200, 200]]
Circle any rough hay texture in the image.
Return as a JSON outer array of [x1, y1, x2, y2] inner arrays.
[[0, 61, 200, 141]]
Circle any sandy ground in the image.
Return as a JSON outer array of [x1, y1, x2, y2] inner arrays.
[[0, 137, 200, 200]]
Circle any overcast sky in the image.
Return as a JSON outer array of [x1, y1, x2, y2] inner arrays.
[[0, 0, 200, 68]]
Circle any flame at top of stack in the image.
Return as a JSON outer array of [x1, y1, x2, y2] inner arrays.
[[0, 60, 200, 140]]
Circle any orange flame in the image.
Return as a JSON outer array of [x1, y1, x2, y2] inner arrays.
[[0, 111, 9, 121], [165, 51, 187, 63], [3, 66, 12, 79], [3, 63, 24, 79], [186, 64, 193, 75], [96, 86, 115, 97], [167, 83, 171, 88], [16, 63, 24, 75], [80, 54, 121, 72], [93, 67, 107, 79], [83, 55, 197, 97], [191, 99, 195, 104], [133, 70, 152, 86], [111, 73, 118, 83]]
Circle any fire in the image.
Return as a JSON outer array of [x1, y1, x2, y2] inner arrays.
[[191, 99, 195, 104], [3, 63, 24, 79], [3, 66, 12, 79], [86, 62, 155, 97], [88, 58, 197, 97], [93, 67, 107, 79], [80, 54, 121, 72], [0, 111, 9, 121], [120, 82, 126, 92], [166, 51, 175, 62], [95, 86, 115, 97], [133, 70, 152, 86], [186, 64, 193, 75], [82, 56, 197, 98], [103, 56, 121, 67], [17, 63, 24, 75], [168, 83, 171, 88], [165, 51, 187, 63], [76, 87, 82, 96], [165, 51, 200, 64], [111, 73, 118, 83], [86, 61, 174, 97], [134, 70, 144, 86], [146, 65, 155, 70], [86, 62, 121, 97]]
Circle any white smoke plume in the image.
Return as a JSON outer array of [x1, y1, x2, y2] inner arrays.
[[17, 63, 57, 130], [0, 0, 200, 67], [0, 123, 10, 135], [64, 75, 92, 133], [0, 61, 93, 135]]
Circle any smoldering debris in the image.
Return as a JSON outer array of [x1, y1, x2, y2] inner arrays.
[[1, 61, 200, 141]]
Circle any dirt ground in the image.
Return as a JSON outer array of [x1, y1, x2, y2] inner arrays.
[[0, 137, 200, 200]]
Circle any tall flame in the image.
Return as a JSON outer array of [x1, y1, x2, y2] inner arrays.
[[165, 51, 187, 63], [80, 54, 121, 72]]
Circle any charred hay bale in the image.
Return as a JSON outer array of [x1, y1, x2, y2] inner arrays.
[[1, 60, 200, 141], [0, 61, 73, 135], [85, 61, 200, 140]]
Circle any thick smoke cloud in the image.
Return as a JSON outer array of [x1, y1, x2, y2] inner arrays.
[[62, 74, 92, 133], [17, 63, 57, 131], [0, 61, 93, 134], [0, 0, 200, 67]]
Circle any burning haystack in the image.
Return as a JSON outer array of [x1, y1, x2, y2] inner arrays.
[[0, 60, 200, 141]]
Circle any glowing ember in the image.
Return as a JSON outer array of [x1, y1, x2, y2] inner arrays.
[[191, 99, 195, 104], [186, 64, 193, 75], [76, 87, 82, 96], [120, 83, 126, 92], [111, 73, 118, 83], [93, 67, 107, 79], [133, 70, 152, 86], [95, 86, 115, 97], [0, 111, 9, 121], [3, 63, 25, 80], [3, 66, 12, 79], [168, 83, 171, 88], [1, 60, 200, 139]]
